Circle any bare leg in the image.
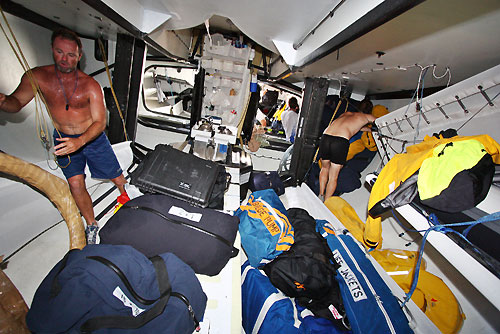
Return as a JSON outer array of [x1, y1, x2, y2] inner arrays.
[[325, 163, 342, 200], [67, 174, 95, 226], [111, 174, 127, 194], [319, 159, 331, 197]]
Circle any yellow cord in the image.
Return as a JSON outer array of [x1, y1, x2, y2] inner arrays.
[[97, 37, 129, 141], [0, 5, 70, 168]]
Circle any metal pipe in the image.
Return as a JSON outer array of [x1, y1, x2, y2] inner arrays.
[[420, 110, 430, 124], [293, 0, 346, 50], [395, 119, 403, 133], [478, 85, 495, 106], [294, 0, 425, 69], [404, 115, 414, 129], [455, 95, 469, 114], [436, 103, 449, 119]]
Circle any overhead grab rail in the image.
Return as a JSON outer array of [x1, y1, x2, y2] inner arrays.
[[293, 0, 347, 50]]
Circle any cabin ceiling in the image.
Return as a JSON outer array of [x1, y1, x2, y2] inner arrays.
[[1, 0, 132, 41], [4, 0, 500, 98], [296, 0, 500, 97]]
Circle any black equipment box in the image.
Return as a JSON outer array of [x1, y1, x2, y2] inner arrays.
[[130, 144, 219, 207]]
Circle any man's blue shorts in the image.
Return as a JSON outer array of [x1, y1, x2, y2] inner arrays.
[[54, 130, 123, 180]]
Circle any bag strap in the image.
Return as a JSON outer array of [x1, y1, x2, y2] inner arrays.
[[150, 256, 199, 330], [151, 256, 200, 330], [50, 248, 78, 297], [80, 255, 198, 333], [122, 205, 239, 258], [127, 142, 153, 175]]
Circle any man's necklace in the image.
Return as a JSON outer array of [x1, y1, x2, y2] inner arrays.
[[54, 64, 78, 110]]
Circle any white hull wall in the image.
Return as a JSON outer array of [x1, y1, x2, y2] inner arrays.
[[0, 17, 117, 257], [0, 12, 116, 162]]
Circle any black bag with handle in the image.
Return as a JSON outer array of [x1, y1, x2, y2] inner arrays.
[[262, 208, 347, 327], [100, 193, 239, 276]]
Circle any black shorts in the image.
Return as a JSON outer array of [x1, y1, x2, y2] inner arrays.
[[318, 134, 349, 165]]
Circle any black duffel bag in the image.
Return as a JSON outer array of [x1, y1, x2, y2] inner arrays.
[[100, 193, 239, 276], [262, 208, 347, 327]]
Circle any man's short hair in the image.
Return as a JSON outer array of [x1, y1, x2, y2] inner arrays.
[[51, 28, 82, 54], [288, 97, 299, 111], [359, 98, 373, 114]]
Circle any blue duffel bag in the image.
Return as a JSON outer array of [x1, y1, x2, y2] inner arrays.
[[26, 244, 207, 334], [242, 261, 350, 334], [316, 221, 412, 334]]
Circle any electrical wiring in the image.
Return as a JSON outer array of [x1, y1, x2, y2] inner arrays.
[[172, 30, 191, 52], [248, 152, 282, 161]]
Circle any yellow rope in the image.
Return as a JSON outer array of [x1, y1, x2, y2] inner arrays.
[[97, 37, 129, 141], [0, 5, 70, 167]]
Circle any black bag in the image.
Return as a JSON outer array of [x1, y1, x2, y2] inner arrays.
[[26, 244, 207, 334], [262, 208, 347, 326], [419, 152, 494, 212], [370, 139, 495, 216], [207, 164, 231, 209], [100, 193, 239, 276], [260, 90, 279, 108]]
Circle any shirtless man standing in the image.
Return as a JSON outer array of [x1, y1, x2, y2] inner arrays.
[[0, 28, 126, 244], [318, 111, 376, 201]]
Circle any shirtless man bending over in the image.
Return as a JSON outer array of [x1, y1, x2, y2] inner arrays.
[[0, 28, 126, 244], [318, 111, 376, 201]]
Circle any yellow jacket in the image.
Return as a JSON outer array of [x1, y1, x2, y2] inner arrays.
[[346, 104, 389, 161], [364, 134, 500, 248]]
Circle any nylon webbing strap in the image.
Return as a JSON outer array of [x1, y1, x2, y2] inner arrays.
[[150, 255, 172, 299], [49, 249, 78, 297], [80, 256, 172, 333]]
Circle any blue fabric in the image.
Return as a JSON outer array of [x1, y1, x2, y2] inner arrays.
[[242, 261, 350, 334], [54, 130, 122, 180], [306, 149, 376, 196], [27, 244, 207, 334], [349, 132, 363, 143], [236, 189, 293, 268], [242, 261, 299, 334], [316, 222, 412, 334], [249, 171, 285, 196]]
